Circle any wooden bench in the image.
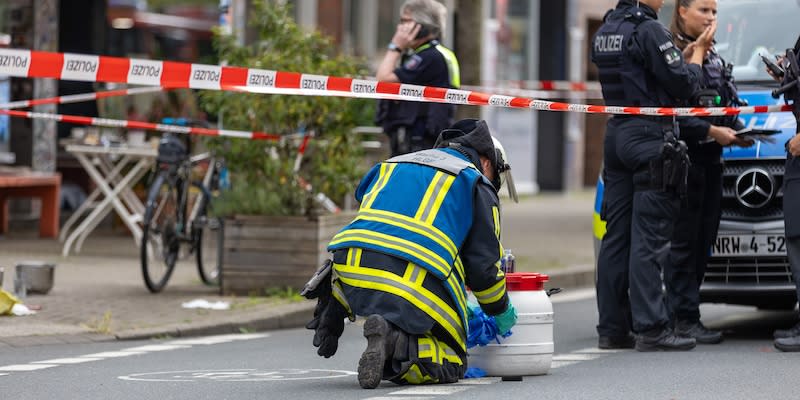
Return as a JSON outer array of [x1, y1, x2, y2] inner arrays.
[[0, 172, 61, 238]]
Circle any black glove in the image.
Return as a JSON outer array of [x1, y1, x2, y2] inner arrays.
[[302, 260, 346, 358], [309, 299, 346, 358]]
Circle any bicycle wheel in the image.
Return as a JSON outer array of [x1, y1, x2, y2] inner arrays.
[[193, 191, 223, 286], [141, 171, 181, 293]]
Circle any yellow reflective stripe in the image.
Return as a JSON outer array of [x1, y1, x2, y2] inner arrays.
[[415, 172, 455, 224], [335, 263, 465, 349], [418, 337, 435, 360], [593, 211, 607, 240], [354, 209, 457, 257], [361, 163, 396, 210], [347, 248, 362, 268], [473, 279, 506, 305], [435, 44, 461, 88], [445, 265, 466, 317], [453, 257, 465, 282], [331, 280, 354, 321], [439, 342, 462, 365], [492, 206, 500, 237], [400, 364, 436, 384], [329, 230, 450, 278]]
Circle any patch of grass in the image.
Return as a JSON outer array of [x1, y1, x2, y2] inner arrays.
[[82, 310, 114, 334], [263, 286, 304, 302], [238, 326, 255, 334]]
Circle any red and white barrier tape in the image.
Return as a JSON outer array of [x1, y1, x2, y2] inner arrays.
[[0, 48, 792, 116], [460, 85, 603, 100], [476, 80, 602, 92], [0, 109, 280, 141], [0, 86, 164, 109]]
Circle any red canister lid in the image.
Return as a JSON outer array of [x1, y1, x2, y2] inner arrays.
[[505, 272, 549, 291]]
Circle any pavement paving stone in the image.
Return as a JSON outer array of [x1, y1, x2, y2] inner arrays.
[[0, 192, 596, 347]]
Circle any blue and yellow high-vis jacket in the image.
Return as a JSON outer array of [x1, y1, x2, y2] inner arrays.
[[328, 147, 509, 351]]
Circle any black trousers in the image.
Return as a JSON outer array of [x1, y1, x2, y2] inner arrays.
[[782, 154, 800, 308], [664, 161, 723, 323], [596, 118, 678, 336]]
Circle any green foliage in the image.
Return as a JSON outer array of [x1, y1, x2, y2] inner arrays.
[[200, 0, 374, 217]]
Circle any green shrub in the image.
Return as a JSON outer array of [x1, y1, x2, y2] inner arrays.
[[200, 0, 374, 217]]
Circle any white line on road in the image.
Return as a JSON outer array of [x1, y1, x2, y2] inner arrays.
[[33, 358, 102, 364], [121, 344, 191, 352], [80, 351, 148, 358], [0, 333, 270, 376], [0, 364, 58, 372], [389, 386, 471, 395]]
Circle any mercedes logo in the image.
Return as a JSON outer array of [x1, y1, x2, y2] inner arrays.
[[735, 168, 775, 209]]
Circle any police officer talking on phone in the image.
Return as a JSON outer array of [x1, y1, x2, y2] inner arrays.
[[592, 0, 710, 352], [375, 0, 461, 157]]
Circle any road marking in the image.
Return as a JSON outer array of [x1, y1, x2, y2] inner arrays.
[[33, 358, 102, 364], [572, 347, 627, 354], [552, 354, 601, 362], [365, 397, 434, 400], [389, 386, 471, 395], [0, 333, 271, 376], [121, 344, 191, 352], [457, 377, 500, 384], [118, 368, 356, 382], [0, 364, 58, 372], [80, 351, 147, 358]]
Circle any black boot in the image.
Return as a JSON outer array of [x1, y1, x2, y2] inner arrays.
[[358, 315, 392, 389], [635, 328, 696, 352], [674, 320, 723, 344], [598, 334, 636, 349], [774, 334, 800, 352], [773, 322, 800, 339]]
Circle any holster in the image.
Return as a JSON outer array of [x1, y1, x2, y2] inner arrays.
[[637, 134, 690, 196]]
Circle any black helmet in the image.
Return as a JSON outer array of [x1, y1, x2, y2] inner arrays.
[[434, 119, 518, 202]]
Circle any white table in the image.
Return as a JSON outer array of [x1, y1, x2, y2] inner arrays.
[[61, 143, 157, 256]]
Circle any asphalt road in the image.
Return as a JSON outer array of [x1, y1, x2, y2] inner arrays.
[[2, 290, 799, 400]]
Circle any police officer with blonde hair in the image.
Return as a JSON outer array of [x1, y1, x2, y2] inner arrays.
[[375, 0, 461, 156]]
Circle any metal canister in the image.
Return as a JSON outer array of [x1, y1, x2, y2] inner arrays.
[[503, 249, 515, 274]]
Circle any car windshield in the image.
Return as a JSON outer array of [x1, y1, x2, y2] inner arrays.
[[660, 0, 799, 82], [717, 0, 799, 82]]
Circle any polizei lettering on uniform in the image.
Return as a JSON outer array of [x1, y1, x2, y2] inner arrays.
[[594, 34, 624, 53], [65, 60, 98, 73], [130, 65, 161, 77], [0, 54, 28, 68], [193, 69, 221, 81]]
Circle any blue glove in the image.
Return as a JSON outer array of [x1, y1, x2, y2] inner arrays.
[[494, 303, 517, 336]]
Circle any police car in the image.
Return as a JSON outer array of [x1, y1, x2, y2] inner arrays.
[[593, 0, 799, 309]]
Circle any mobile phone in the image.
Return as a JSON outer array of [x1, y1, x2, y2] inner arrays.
[[414, 23, 430, 39], [761, 54, 785, 79]]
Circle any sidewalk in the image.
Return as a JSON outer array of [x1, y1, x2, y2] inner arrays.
[[0, 192, 596, 347]]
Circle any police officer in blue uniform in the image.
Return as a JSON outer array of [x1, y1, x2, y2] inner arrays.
[[375, 0, 461, 157], [663, 0, 753, 346], [302, 119, 519, 388], [592, 0, 711, 351]]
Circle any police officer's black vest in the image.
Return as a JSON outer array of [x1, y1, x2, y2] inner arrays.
[[592, 5, 675, 107]]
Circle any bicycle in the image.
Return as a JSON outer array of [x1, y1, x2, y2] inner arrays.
[[140, 120, 227, 293]]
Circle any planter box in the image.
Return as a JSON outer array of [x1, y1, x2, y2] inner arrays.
[[221, 212, 355, 295]]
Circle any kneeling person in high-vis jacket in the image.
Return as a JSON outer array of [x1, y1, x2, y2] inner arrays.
[[302, 119, 519, 389]]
